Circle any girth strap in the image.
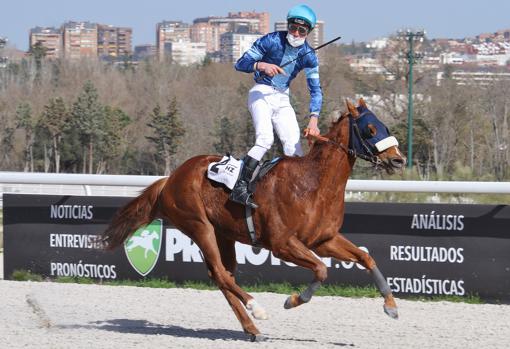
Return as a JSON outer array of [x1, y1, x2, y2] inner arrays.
[[245, 205, 262, 246]]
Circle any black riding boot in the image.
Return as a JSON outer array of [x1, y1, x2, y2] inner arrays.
[[229, 155, 259, 208]]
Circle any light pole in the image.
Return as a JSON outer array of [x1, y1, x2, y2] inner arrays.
[[398, 29, 425, 169]]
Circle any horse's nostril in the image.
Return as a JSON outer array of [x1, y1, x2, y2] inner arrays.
[[390, 158, 405, 167]]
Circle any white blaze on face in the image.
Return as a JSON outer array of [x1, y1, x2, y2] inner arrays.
[[393, 146, 404, 158]]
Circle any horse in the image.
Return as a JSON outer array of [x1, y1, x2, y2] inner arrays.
[[101, 98, 406, 341]]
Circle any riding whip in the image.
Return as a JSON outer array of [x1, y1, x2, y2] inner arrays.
[[255, 36, 342, 82]]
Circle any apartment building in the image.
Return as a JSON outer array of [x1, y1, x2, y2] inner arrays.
[[62, 21, 98, 60], [168, 41, 207, 65], [220, 31, 262, 63], [29, 27, 62, 59], [228, 11, 270, 34], [98, 25, 132, 58], [156, 21, 190, 60], [190, 20, 216, 52], [134, 44, 157, 59], [191, 13, 265, 53]]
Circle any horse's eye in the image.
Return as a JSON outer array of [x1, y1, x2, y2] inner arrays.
[[367, 124, 377, 137]]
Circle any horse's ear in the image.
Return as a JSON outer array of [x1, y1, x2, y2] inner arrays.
[[358, 98, 368, 110], [345, 99, 359, 117]]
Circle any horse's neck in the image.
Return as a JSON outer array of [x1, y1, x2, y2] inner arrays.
[[307, 116, 353, 196]]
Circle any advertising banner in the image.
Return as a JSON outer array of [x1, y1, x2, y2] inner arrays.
[[3, 194, 510, 302]]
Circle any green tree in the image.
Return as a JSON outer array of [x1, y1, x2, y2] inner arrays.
[[71, 81, 105, 173], [146, 98, 186, 175], [1, 126, 15, 168], [235, 82, 255, 154], [96, 106, 131, 173], [15, 102, 36, 172], [237, 110, 255, 154], [213, 116, 236, 154], [29, 42, 48, 83], [39, 97, 69, 173]]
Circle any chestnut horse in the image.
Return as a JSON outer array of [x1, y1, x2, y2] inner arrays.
[[102, 99, 405, 341]]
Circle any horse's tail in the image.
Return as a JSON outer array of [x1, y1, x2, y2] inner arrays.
[[101, 177, 167, 250]]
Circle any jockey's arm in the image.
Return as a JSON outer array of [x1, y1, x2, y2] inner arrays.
[[304, 63, 323, 136], [235, 35, 283, 77], [305, 65, 322, 117]]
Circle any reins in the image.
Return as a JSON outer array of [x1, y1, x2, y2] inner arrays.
[[306, 114, 382, 167]]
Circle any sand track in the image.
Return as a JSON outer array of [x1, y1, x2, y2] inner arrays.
[[1, 280, 509, 349]]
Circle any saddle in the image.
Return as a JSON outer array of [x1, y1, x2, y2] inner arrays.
[[207, 154, 282, 192], [208, 155, 282, 246], [248, 157, 282, 193]]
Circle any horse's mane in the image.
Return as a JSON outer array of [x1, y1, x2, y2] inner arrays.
[[307, 112, 349, 155]]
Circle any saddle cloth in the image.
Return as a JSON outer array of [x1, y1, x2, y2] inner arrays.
[[207, 155, 242, 190], [207, 155, 282, 191]]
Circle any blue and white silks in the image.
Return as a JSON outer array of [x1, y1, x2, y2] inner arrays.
[[235, 31, 322, 116]]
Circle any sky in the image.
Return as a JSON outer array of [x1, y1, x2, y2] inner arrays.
[[2, 0, 510, 50]]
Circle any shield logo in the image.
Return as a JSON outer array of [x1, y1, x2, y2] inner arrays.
[[124, 219, 163, 276]]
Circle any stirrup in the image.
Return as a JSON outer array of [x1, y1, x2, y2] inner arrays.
[[229, 190, 258, 209], [244, 194, 258, 209], [229, 182, 258, 208]]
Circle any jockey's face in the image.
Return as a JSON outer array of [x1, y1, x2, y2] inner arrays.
[[288, 23, 309, 38]]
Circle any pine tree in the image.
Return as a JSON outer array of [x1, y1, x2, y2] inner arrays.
[[146, 97, 186, 175], [1, 127, 15, 168], [29, 42, 47, 83], [213, 116, 236, 154], [235, 82, 255, 154], [39, 97, 69, 173], [71, 81, 105, 173], [15, 102, 35, 172], [96, 106, 131, 173]]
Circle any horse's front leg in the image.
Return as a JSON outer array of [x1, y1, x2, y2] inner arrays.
[[272, 235, 328, 309], [313, 233, 398, 319]]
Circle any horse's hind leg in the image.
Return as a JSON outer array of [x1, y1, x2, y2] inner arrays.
[[313, 233, 398, 319], [272, 235, 328, 309]]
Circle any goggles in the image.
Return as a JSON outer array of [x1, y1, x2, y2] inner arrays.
[[288, 23, 309, 37]]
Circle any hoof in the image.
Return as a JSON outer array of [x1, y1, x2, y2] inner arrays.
[[384, 305, 399, 319], [284, 293, 301, 309], [249, 333, 267, 342]]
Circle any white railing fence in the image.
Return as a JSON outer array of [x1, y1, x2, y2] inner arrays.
[[0, 172, 509, 207]]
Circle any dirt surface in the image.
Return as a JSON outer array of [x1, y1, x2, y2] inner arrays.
[[1, 280, 509, 349]]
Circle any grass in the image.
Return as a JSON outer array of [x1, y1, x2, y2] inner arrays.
[[11, 269, 44, 282], [9, 269, 483, 304]]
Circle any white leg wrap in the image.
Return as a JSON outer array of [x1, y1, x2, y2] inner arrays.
[[246, 299, 269, 320]]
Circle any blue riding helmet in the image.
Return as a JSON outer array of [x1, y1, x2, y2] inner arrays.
[[287, 4, 317, 29]]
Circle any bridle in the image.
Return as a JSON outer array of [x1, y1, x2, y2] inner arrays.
[[307, 113, 383, 167]]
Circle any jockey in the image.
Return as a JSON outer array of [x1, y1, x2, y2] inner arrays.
[[230, 4, 323, 209]]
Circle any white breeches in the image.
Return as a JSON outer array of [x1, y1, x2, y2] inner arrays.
[[246, 84, 303, 161]]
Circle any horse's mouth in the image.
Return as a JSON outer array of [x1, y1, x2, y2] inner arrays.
[[378, 156, 406, 175]]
